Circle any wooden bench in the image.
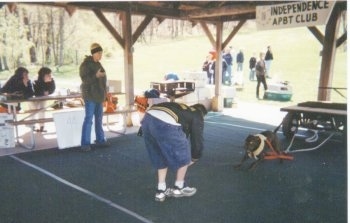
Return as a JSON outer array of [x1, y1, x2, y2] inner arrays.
[[5, 118, 55, 150], [103, 107, 138, 135], [6, 118, 54, 126]]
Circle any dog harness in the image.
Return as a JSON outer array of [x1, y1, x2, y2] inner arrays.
[[249, 134, 267, 160]]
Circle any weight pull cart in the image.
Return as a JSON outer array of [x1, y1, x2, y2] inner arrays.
[[279, 101, 347, 153], [150, 81, 195, 102]]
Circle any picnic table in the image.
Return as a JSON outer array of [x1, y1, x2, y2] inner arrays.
[[150, 81, 195, 102], [0, 92, 135, 149], [280, 101, 347, 153]]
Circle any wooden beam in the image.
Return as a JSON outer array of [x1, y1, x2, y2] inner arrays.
[[121, 11, 135, 111], [132, 15, 153, 45], [182, 4, 255, 19], [64, 5, 76, 17], [92, 9, 124, 47], [191, 21, 198, 27], [317, 4, 342, 101], [69, 2, 181, 18], [336, 32, 347, 48], [7, 3, 16, 13], [222, 19, 246, 49], [130, 2, 180, 18], [200, 21, 215, 48], [307, 26, 324, 45], [212, 21, 224, 112]]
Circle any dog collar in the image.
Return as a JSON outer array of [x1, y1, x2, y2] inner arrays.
[[250, 134, 267, 159]]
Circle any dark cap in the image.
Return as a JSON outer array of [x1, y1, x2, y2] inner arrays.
[[91, 43, 103, 55]]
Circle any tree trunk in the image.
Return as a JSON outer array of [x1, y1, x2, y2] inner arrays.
[[58, 9, 64, 66], [23, 8, 37, 64], [2, 56, 9, 70]]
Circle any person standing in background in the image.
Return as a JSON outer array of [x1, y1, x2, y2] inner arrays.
[[230, 46, 236, 72], [202, 54, 214, 84], [32, 67, 56, 132], [264, 46, 274, 78], [255, 52, 268, 99], [236, 49, 244, 72], [79, 43, 110, 151], [223, 47, 233, 85], [249, 52, 257, 81]]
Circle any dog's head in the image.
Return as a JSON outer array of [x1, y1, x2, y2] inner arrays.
[[244, 134, 262, 158]]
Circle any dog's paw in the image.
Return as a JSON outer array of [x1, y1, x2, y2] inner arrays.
[[233, 164, 242, 169]]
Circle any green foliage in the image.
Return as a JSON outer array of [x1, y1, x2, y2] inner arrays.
[[0, 7, 32, 68]]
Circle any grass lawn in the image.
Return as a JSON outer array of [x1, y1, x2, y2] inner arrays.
[[0, 25, 347, 107]]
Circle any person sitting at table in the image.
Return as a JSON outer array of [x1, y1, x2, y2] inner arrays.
[[31, 67, 56, 132], [0, 67, 34, 112]]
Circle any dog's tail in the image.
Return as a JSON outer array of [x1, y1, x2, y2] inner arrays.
[[273, 121, 283, 134]]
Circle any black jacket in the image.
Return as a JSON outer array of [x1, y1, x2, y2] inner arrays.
[[0, 75, 34, 98], [33, 79, 56, 96], [79, 56, 107, 103], [265, 50, 273, 61], [0, 73, 34, 111], [149, 102, 206, 160], [249, 57, 257, 69]]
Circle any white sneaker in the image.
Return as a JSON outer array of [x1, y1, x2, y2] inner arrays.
[[171, 186, 197, 198], [155, 188, 172, 202]]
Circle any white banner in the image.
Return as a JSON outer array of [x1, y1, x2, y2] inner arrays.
[[256, 1, 335, 30]]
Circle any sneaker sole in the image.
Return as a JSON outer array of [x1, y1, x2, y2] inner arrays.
[[155, 197, 166, 202], [171, 189, 197, 198], [155, 189, 172, 202]]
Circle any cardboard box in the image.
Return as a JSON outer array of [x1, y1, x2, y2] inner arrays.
[[182, 71, 207, 88], [0, 114, 13, 125], [221, 86, 236, 98], [0, 125, 15, 148], [197, 87, 211, 101], [107, 80, 122, 93], [53, 109, 96, 149]]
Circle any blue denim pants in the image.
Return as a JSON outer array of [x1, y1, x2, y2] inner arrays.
[[141, 113, 191, 171], [81, 100, 105, 146]]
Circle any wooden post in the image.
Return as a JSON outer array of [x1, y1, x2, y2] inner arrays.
[[212, 21, 223, 112], [317, 4, 341, 101], [121, 10, 135, 126]]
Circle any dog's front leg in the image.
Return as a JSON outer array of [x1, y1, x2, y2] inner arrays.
[[248, 154, 265, 170], [248, 159, 263, 170], [234, 153, 249, 169]]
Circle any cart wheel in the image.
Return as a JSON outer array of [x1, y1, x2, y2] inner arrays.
[[282, 112, 299, 139]]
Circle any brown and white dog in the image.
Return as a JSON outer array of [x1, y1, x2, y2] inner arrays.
[[234, 129, 282, 170]]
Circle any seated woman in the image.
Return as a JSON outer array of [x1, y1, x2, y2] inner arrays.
[[31, 67, 56, 132], [0, 67, 34, 112]]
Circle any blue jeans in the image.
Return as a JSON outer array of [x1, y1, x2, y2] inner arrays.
[[237, 62, 243, 72], [141, 113, 191, 171], [249, 69, 256, 81], [81, 100, 105, 146], [265, 60, 272, 77]]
